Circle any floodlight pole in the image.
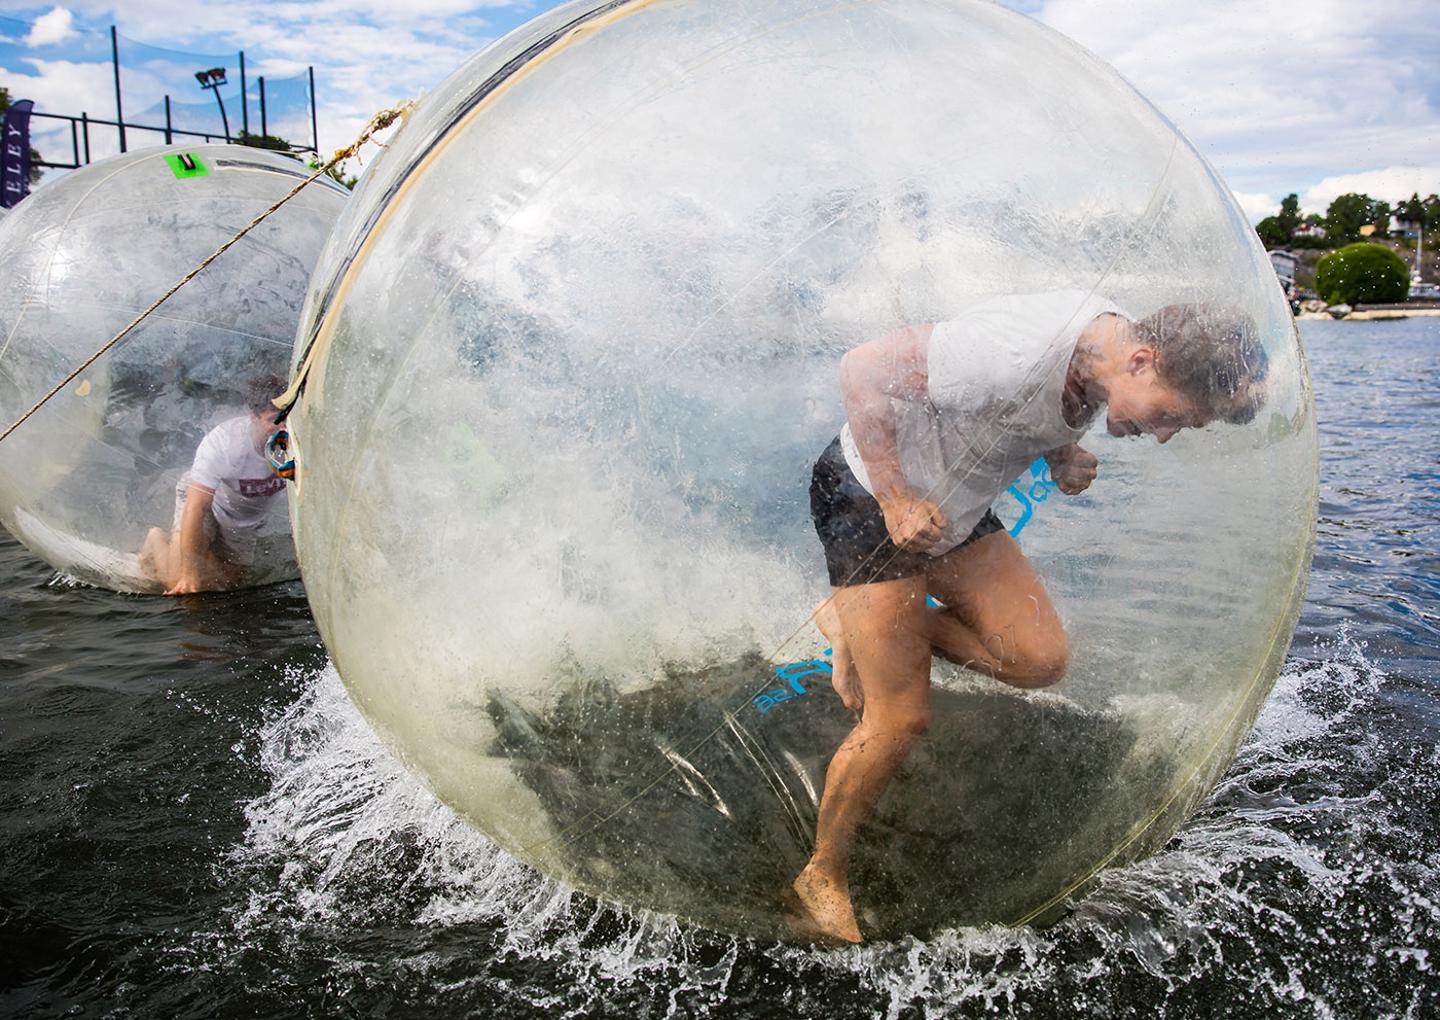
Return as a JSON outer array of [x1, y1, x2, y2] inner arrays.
[[212, 87, 231, 143], [197, 70, 232, 144]]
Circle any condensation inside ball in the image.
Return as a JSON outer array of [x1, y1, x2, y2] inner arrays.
[[0, 145, 346, 591], [291, 0, 1317, 937]]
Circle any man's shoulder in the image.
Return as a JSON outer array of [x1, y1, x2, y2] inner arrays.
[[935, 288, 1116, 349], [957, 288, 1103, 322], [200, 414, 250, 441], [195, 415, 253, 469], [926, 290, 1105, 406]]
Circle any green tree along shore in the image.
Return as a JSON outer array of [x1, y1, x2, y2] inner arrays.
[[1258, 189, 1439, 251], [1258, 188, 1438, 298], [1315, 244, 1411, 305]]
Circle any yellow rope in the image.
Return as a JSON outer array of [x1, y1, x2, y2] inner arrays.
[[0, 100, 416, 447]]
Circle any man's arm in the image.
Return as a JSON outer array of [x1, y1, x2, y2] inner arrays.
[[165, 483, 216, 596], [840, 324, 947, 548]]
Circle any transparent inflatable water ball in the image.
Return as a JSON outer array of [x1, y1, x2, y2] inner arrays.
[[290, 0, 1317, 938], [0, 145, 346, 592]]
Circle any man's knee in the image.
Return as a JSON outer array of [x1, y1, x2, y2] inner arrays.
[[897, 705, 931, 736], [863, 702, 931, 740], [1005, 631, 1069, 688]]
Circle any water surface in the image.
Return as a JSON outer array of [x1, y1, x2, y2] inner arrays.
[[1, 318, 1436, 1018]]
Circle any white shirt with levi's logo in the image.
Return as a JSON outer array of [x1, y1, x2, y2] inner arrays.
[[186, 414, 287, 540]]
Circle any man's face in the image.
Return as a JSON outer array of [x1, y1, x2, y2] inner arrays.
[[250, 410, 279, 448], [1104, 350, 1207, 444]]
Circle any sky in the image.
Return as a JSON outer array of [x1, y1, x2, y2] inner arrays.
[[0, 0, 1437, 223]]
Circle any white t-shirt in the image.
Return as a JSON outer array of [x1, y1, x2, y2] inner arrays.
[[840, 289, 1123, 556], [187, 415, 287, 539]]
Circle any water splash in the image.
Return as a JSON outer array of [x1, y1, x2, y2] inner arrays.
[[224, 634, 1436, 1017]]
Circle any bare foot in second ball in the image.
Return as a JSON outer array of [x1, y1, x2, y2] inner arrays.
[[814, 598, 863, 712], [790, 864, 862, 944]]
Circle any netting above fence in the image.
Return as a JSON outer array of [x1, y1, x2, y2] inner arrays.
[[117, 33, 241, 140], [254, 70, 315, 151], [129, 94, 238, 144]]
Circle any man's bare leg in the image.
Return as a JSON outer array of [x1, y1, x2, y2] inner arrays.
[[141, 525, 240, 595], [793, 575, 931, 943], [813, 596, 863, 712], [925, 531, 1068, 688], [139, 527, 176, 587]]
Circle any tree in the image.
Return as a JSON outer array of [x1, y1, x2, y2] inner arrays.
[[236, 129, 354, 189], [236, 129, 295, 152], [1277, 193, 1301, 235], [1315, 243, 1410, 305], [1422, 194, 1440, 234], [1399, 192, 1426, 225], [306, 156, 357, 191], [1372, 200, 1391, 236], [1255, 216, 1290, 249], [0, 86, 44, 185], [1324, 193, 1377, 245]]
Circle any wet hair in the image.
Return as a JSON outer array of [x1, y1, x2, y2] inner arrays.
[[1132, 304, 1268, 425], [243, 373, 288, 417]]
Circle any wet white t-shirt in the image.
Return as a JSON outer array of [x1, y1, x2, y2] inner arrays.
[[840, 289, 1122, 556], [187, 415, 287, 540]]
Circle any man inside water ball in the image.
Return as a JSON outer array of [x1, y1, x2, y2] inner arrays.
[[793, 293, 1268, 943], [138, 374, 288, 596]]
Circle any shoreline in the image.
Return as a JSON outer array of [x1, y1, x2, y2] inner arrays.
[[1297, 309, 1440, 320], [1296, 302, 1440, 322]]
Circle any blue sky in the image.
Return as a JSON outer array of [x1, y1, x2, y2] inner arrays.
[[1, 0, 1437, 222]]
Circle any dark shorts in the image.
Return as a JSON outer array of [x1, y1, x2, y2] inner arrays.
[[809, 436, 1005, 588]]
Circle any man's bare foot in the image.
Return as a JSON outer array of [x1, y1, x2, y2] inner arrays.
[[814, 598, 863, 712], [790, 864, 862, 944]]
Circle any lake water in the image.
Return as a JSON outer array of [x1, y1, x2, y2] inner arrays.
[[1, 318, 1436, 1019]]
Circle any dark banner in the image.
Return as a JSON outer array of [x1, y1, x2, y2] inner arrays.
[[2, 99, 34, 209]]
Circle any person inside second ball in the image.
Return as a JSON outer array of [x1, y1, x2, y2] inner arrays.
[[139, 374, 289, 596], [792, 292, 1268, 943]]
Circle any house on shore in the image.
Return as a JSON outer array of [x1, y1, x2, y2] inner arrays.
[[1393, 213, 1423, 238], [1268, 250, 1298, 292]]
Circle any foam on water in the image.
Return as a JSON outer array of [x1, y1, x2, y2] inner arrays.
[[223, 633, 1436, 1017]]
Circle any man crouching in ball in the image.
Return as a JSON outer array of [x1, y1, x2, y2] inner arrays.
[[139, 374, 289, 596], [791, 293, 1268, 943]]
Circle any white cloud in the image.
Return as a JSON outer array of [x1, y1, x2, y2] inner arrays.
[[2, 56, 114, 117], [1232, 191, 1281, 224], [1025, 0, 1440, 220], [24, 5, 72, 46], [1300, 166, 1440, 211]]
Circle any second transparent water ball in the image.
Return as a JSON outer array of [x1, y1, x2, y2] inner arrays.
[[0, 145, 346, 591]]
